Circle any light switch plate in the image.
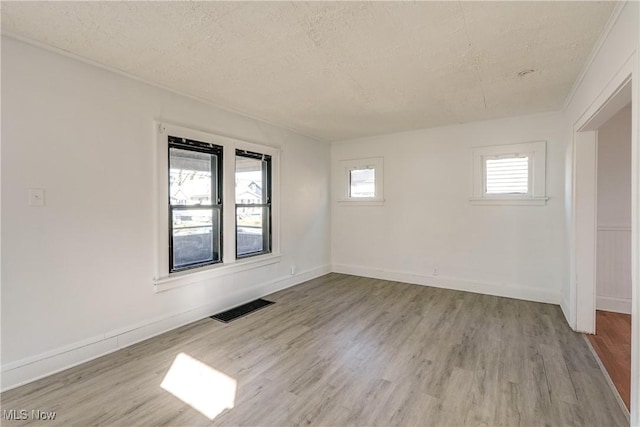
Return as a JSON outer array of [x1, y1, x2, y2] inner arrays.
[[28, 188, 45, 206]]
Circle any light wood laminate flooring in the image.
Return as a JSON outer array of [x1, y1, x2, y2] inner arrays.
[[1, 274, 628, 426], [587, 310, 632, 411]]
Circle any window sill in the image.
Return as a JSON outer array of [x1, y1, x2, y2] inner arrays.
[[469, 197, 548, 206], [153, 253, 282, 292], [337, 198, 385, 207]]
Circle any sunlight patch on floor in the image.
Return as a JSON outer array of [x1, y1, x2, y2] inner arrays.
[[161, 352, 237, 420]]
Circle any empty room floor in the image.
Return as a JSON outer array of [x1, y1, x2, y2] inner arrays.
[[587, 310, 632, 411], [1, 274, 627, 426]]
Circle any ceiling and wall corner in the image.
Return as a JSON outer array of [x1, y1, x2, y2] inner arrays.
[[1, 1, 615, 142]]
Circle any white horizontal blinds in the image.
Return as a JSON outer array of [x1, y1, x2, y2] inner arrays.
[[485, 155, 529, 195]]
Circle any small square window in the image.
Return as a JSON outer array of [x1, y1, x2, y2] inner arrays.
[[485, 155, 530, 195], [349, 168, 375, 198], [338, 157, 384, 205], [471, 141, 547, 206]]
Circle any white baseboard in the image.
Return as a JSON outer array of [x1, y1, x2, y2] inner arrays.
[[0, 264, 331, 392], [332, 264, 561, 305], [596, 296, 632, 314]]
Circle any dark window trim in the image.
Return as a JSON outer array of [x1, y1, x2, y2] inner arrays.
[[235, 149, 272, 259], [168, 136, 223, 273]]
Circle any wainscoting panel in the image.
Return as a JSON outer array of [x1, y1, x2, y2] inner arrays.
[[596, 226, 632, 314]]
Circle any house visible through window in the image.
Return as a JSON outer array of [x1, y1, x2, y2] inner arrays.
[[156, 123, 281, 287], [235, 150, 272, 258], [168, 136, 223, 272]]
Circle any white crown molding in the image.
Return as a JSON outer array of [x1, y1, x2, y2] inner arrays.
[[562, 1, 628, 112], [1, 33, 328, 144]]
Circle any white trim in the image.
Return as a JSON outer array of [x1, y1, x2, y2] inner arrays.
[[154, 253, 282, 292], [338, 157, 384, 204], [469, 197, 548, 206], [331, 264, 561, 305], [155, 121, 281, 285], [471, 141, 547, 204], [337, 199, 385, 207], [596, 296, 632, 314], [630, 48, 640, 426], [570, 63, 634, 335], [1, 34, 327, 144], [560, 294, 572, 327], [562, 2, 628, 112], [632, 46, 640, 427], [572, 130, 598, 334], [598, 225, 632, 231], [0, 265, 331, 392], [573, 56, 635, 132], [568, 38, 638, 423]]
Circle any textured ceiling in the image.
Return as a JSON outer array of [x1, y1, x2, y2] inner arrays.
[[1, 1, 615, 142]]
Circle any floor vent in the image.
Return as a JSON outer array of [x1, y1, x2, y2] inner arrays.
[[210, 299, 275, 323]]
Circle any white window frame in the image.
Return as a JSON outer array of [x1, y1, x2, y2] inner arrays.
[[470, 141, 548, 206], [338, 157, 384, 206], [153, 122, 281, 292]]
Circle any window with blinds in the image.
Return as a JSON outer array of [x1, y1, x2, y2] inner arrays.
[[485, 155, 529, 195], [471, 141, 546, 205]]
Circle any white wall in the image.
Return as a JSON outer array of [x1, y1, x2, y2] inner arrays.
[[598, 105, 632, 228], [597, 105, 632, 313], [331, 112, 567, 304], [0, 37, 331, 390]]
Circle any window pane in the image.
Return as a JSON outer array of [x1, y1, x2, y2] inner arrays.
[[172, 209, 219, 269], [236, 207, 267, 256], [485, 156, 529, 194], [170, 148, 214, 205], [235, 156, 266, 204], [350, 168, 375, 198]]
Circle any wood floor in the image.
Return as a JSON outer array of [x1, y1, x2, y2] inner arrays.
[[1, 274, 628, 426], [587, 310, 632, 411]]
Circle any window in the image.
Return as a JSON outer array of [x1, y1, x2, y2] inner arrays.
[[338, 157, 384, 205], [235, 150, 272, 258], [471, 141, 547, 205], [155, 123, 281, 290], [349, 168, 375, 198], [168, 136, 223, 272], [485, 155, 529, 195]]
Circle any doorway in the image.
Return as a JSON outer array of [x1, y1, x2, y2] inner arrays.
[[572, 75, 635, 420], [587, 103, 632, 410]]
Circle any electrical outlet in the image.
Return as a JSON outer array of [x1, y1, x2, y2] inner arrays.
[[290, 266, 296, 275], [433, 266, 439, 276]]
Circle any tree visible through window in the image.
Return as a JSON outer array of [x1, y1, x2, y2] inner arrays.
[[168, 136, 223, 272]]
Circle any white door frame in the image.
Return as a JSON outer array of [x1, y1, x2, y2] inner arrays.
[[570, 55, 637, 424]]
